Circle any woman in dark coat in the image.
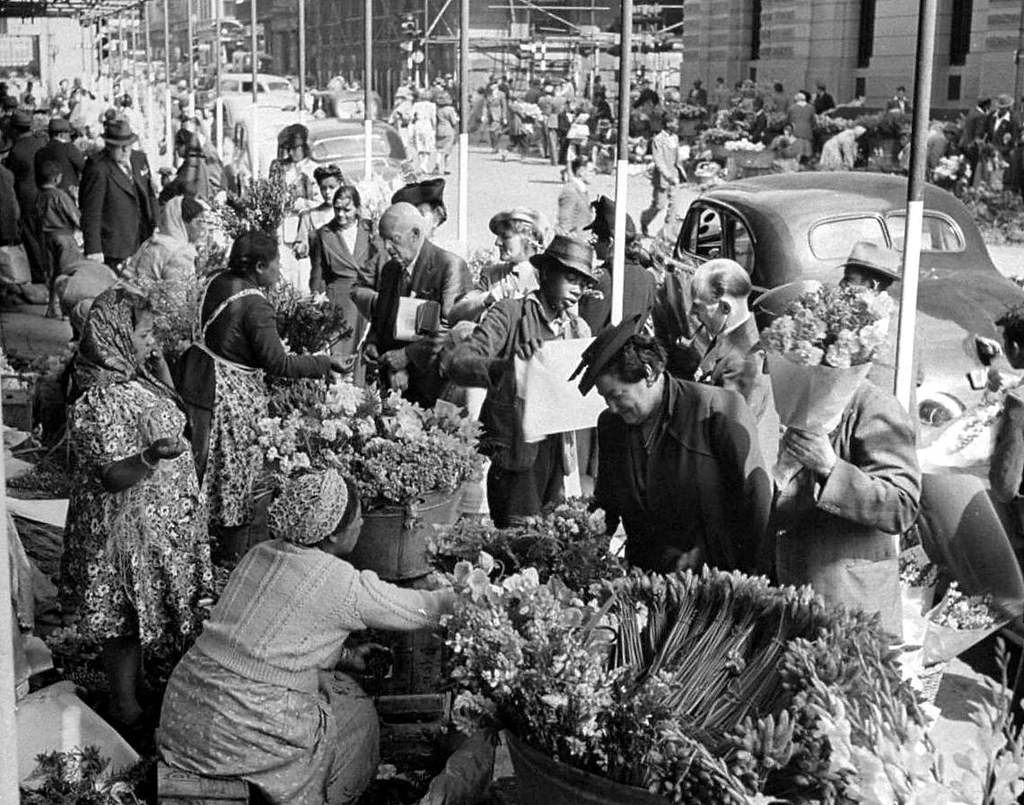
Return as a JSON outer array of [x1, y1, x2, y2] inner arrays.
[[577, 317, 772, 575], [175, 231, 346, 558]]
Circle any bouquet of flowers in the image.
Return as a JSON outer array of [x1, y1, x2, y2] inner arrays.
[[700, 127, 742, 146], [213, 177, 290, 238], [428, 498, 622, 591], [257, 379, 483, 509], [723, 138, 765, 152], [272, 284, 352, 355], [922, 582, 1008, 666], [144, 274, 205, 361], [762, 285, 892, 438], [677, 103, 706, 120]]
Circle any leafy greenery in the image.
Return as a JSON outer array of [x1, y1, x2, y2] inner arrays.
[[19, 746, 147, 805]]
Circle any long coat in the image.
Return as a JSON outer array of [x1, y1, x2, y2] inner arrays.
[[6, 131, 46, 211], [79, 149, 158, 261], [34, 137, 86, 195], [772, 381, 921, 637], [0, 164, 19, 243], [594, 375, 773, 575]]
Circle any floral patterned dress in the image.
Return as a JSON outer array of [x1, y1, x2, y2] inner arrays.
[[61, 380, 213, 647]]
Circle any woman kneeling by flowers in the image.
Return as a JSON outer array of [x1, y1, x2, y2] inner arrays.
[[157, 470, 455, 804]]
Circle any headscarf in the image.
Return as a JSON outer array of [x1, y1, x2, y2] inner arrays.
[[73, 284, 147, 397], [158, 195, 192, 245], [268, 469, 350, 546]]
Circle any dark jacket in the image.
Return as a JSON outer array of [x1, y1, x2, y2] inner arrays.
[[594, 375, 772, 574], [449, 294, 589, 472], [578, 258, 656, 334], [34, 137, 86, 194], [6, 131, 46, 211], [363, 239, 470, 406], [0, 164, 19, 243], [79, 149, 158, 260], [772, 381, 920, 636], [309, 219, 384, 293], [990, 388, 1024, 504], [960, 106, 990, 149]]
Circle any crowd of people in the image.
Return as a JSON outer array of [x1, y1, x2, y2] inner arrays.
[[6, 68, 1022, 804]]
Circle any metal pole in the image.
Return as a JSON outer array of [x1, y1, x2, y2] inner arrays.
[[0, 390, 17, 805], [250, 0, 258, 106], [611, 0, 633, 326], [1014, 0, 1024, 116], [364, 0, 373, 181], [298, 0, 306, 113], [251, 0, 260, 178], [186, 0, 195, 116], [144, 2, 154, 160], [215, 0, 223, 159], [457, 0, 468, 245], [423, 0, 429, 85], [895, 0, 938, 410], [163, 0, 173, 170]]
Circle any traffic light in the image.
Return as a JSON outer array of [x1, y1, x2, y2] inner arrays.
[[98, 18, 110, 60]]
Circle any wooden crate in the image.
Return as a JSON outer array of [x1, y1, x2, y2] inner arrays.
[[378, 693, 452, 770], [157, 762, 249, 804], [2, 376, 34, 432]]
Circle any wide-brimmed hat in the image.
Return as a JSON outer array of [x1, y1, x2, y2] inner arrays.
[[841, 240, 901, 283], [570, 312, 647, 395], [529, 234, 598, 283], [392, 177, 445, 207], [996, 93, 1014, 109], [102, 118, 137, 144], [47, 117, 71, 135], [9, 110, 32, 130], [584, 195, 636, 238], [489, 206, 545, 236]]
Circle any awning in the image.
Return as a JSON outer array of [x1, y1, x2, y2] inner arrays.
[[0, 0, 144, 19]]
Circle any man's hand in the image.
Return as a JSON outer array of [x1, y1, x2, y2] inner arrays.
[[292, 242, 309, 259], [782, 428, 837, 480], [389, 368, 409, 392], [144, 436, 188, 463], [381, 348, 409, 371], [363, 343, 380, 363], [330, 355, 356, 374], [341, 643, 392, 674]]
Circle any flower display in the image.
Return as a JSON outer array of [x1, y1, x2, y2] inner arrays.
[[762, 284, 893, 368], [213, 177, 290, 238], [444, 565, 946, 803], [428, 497, 621, 591], [724, 138, 766, 152], [256, 379, 482, 509], [931, 582, 1000, 631], [270, 283, 353, 355]]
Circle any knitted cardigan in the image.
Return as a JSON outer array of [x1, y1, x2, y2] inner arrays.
[[192, 540, 454, 693]]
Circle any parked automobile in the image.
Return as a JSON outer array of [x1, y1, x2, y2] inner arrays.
[[671, 171, 1024, 424]]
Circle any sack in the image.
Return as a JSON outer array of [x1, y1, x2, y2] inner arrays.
[[0, 244, 31, 285]]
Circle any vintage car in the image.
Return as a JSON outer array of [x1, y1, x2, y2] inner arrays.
[[671, 172, 1024, 425]]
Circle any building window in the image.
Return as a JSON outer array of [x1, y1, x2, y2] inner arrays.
[[950, 0, 972, 66], [857, 0, 875, 69], [750, 0, 762, 61], [947, 74, 962, 101], [855, 76, 866, 98]]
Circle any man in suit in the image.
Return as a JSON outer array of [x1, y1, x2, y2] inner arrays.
[[6, 110, 47, 282], [811, 82, 835, 115], [640, 114, 684, 237], [885, 86, 911, 115], [34, 117, 85, 198], [555, 157, 593, 237], [687, 259, 780, 467], [990, 94, 1019, 161], [362, 202, 471, 406], [79, 118, 157, 272], [960, 96, 992, 179], [309, 183, 385, 358]]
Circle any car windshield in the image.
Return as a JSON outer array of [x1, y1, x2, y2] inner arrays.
[[311, 131, 403, 161], [240, 80, 293, 93], [885, 212, 965, 252], [808, 216, 888, 260]]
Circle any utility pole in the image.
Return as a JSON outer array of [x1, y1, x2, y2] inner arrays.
[[298, 0, 306, 113], [1014, 0, 1024, 115], [894, 0, 938, 410], [458, 0, 469, 245], [611, 0, 634, 325], [364, 0, 373, 181]]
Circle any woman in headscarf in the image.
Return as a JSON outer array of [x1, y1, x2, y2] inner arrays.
[[122, 195, 209, 286], [61, 285, 213, 731], [175, 231, 346, 560], [157, 469, 454, 805]]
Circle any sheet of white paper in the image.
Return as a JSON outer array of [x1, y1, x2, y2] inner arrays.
[[394, 296, 427, 342], [6, 496, 68, 529], [516, 338, 608, 443]]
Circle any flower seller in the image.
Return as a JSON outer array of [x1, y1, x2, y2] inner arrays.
[[157, 469, 455, 804], [574, 314, 772, 575], [63, 285, 213, 735], [175, 231, 349, 561], [448, 234, 594, 527]]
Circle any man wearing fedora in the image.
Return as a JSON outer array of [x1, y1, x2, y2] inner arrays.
[[6, 109, 47, 283], [960, 96, 992, 182], [448, 234, 596, 527], [79, 118, 157, 272], [991, 94, 1019, 163], [34, 116, 85, 198]]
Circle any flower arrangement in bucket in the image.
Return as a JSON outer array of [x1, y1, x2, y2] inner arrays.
[[257, 379, 482, 509], [213, 177, 290, 239], [445, 563, 1024, 803], [761, 284, 893, 482]]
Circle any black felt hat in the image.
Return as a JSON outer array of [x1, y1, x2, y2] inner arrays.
[[584, 195, 636, 238], [392, 177, 446, 207], [569, 312, 646, 395], [529, 235, 598, 284]]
